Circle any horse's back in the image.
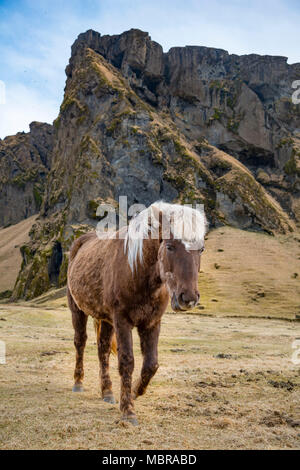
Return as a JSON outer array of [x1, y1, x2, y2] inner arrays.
[[67, 231, 113, 319], [69, 231, 97, 262]]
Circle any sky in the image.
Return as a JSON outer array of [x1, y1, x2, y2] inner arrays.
[[0, 0, 299, 139]]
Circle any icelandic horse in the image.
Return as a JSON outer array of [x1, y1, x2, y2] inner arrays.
[[67, 201, 207, 425]]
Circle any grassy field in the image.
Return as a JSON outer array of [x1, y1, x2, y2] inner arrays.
[[0, 226, 300, 449], [0, 216, 36, 293], [199, 227, 300, 320], [0, 305, 299, 450]]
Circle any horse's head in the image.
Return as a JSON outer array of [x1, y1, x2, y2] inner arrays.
[[158, 238, 204, 312], [125, 201, 207, 312], [150, 202, 206, 312]]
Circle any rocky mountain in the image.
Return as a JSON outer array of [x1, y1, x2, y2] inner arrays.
[[0, 122, 53, 227], [73, 29, 300, 218], [2, 28, 298, 300]]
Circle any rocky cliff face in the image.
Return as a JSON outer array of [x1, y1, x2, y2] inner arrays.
[[9, 28, 299, 300], [0, 122, 53, 227], [72, 29, 300, 218]]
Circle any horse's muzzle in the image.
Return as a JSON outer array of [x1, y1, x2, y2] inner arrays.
[[171, 293, 199, 312]]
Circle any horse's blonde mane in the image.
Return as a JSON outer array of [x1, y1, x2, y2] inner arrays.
[[124, 201, 208, 272]]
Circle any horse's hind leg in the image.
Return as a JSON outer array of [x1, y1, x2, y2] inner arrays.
[[133, 322, 160, 399], [97, 321, 116, 404], [68, 289, 88, 393]]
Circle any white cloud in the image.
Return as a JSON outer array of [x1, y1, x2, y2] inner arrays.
[[0, 83, 59, 139]]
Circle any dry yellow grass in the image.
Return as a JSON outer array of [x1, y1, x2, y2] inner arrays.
[[198, 227, 300, 320], [0, 304, 299, 450], [0, 216, 37, 292]]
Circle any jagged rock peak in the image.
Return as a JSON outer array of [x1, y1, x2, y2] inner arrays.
[[67, 28, 163, 80], [71, 28, 156, 59], [70, 28, 300, 65], [66, 28, 300, 111]]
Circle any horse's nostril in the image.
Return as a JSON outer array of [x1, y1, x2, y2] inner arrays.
[[179, 292, 198, 305]]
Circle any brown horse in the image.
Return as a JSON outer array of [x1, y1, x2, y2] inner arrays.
[[67, 201, 207, 425]]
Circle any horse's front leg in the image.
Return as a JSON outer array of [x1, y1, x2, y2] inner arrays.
[[114, 316, 137, 425], [98, 320, 116, 404], [133, 322, 160, 399]]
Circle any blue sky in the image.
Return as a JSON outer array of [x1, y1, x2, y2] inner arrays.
[[0, 0, 299, 139]]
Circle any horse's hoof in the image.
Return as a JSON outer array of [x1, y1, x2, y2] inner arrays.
[[103, 393, 116, 404], [72, 384, 84, 393], [122, 415, 139, 426]]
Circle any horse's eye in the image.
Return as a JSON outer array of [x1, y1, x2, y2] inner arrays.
[[167, 245, 175, 252]]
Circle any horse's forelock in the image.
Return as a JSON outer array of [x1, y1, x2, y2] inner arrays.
[[125, 201, 207, 272]]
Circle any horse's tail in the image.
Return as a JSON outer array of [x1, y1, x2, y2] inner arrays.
[[93, 319, 117, 356]]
